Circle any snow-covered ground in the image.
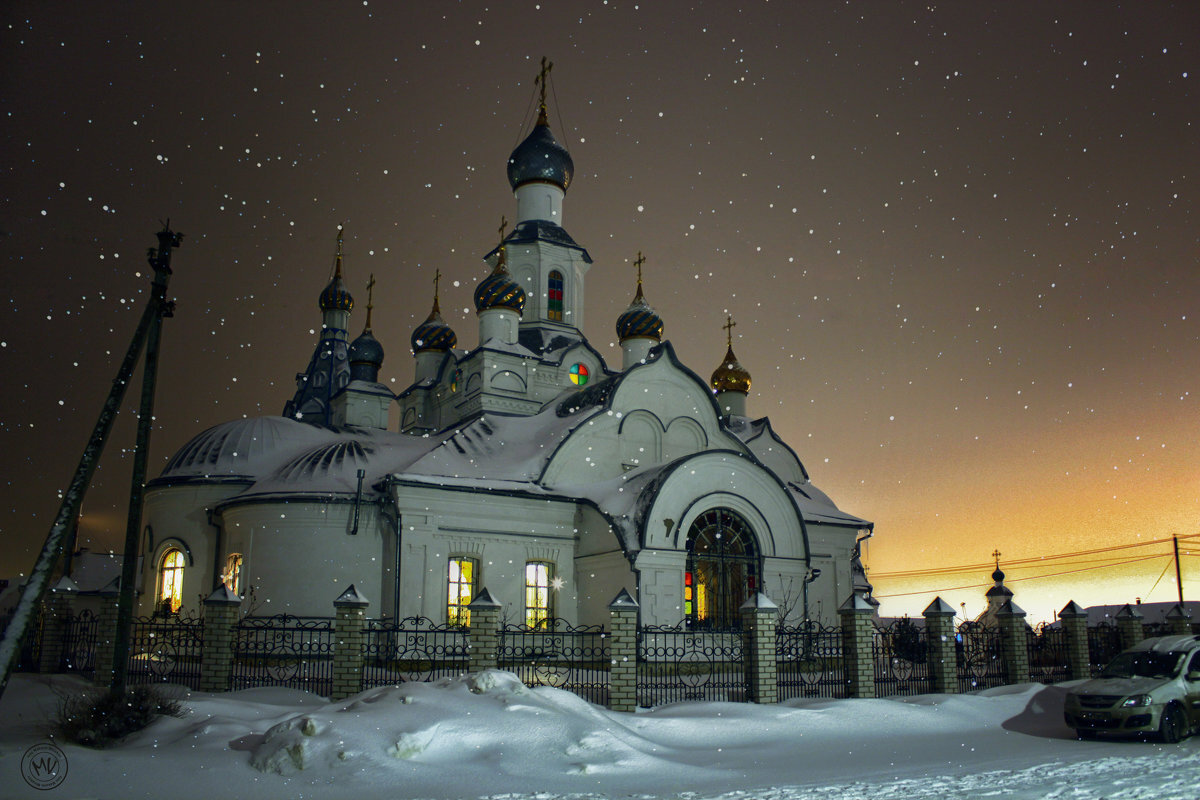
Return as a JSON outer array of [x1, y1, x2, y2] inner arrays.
[[1, 671, 1197, 800]]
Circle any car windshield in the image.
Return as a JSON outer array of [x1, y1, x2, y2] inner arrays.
[[1100, 651, 1185, 680]]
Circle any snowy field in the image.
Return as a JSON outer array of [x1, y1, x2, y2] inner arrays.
[[1, 671, 1198, 800]]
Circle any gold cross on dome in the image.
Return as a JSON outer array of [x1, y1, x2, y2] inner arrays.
[[634, 251, 646, 285], [992, 549, 1002, 567], [497, 215, 508, 244], [722, 314, 736, 348], [536, 56, 553, 118], [364, 273, 376, 329], [432, 268, 441, 300]]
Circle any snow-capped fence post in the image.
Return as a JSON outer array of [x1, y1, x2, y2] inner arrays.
[[467, 588, 502, 673], [1058, 601, 1090, 680], [91, 583, 122, 688], [1114, 604, 1144, 651], [331, 585, 370, 700], [740, 592, 778, 704], [922, 597, 958, 694], [995, 600, 1029, 685], [838, 592, 876, 698], [199, 586, 242, 693], [607, 589, 639, 712], [1165, 603, 1193, 636], [37, 577, 79, 674]]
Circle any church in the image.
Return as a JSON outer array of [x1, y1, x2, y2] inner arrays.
[[138, 69, 873, 629]]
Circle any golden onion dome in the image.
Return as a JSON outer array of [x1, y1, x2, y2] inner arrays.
[[710, 344, 751, 394]]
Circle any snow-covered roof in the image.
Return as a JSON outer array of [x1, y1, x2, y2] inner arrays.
[[787, 482, 871, 528]]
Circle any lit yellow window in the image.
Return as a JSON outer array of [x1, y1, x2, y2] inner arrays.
[[158, 548, 185, 614], [222, 553, 243, 595], [448, 557, 476, 626], [525, 562, 554, 628]]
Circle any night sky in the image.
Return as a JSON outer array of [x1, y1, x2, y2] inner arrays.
[[2, 1, 1197, 623]]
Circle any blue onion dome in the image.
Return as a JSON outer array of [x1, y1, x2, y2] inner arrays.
[[319, 229, 354, 311], [616, 282, 664, 342], [507, 115, 574, 192], [350, 328, 384, 366], [473, 249, 527, 314], [711, 345, 752, 394], [411, 295, 458, 353]]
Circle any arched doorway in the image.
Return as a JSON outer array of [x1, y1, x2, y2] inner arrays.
[[684, 508, 760, 629]]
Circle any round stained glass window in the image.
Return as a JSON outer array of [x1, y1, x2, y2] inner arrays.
[[569, 363, 589, 386]]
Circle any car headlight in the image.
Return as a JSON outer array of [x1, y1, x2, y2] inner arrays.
[[1122, 694, 1152, 707]]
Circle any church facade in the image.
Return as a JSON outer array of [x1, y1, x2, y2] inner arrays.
[[139, 75, 872, 629]]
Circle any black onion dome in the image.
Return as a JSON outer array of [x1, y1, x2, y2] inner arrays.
[[507, 123, 574, 192], [474, 269, 527, 314], [319, 274, 354, 312], [411, 310, 458, 353], [616, 291, 664, 342], [991, 567, 1005, 583], [349, 328, 385, 365]]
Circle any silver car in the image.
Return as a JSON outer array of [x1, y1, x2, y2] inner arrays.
[[1063, 634, 1200, 742]]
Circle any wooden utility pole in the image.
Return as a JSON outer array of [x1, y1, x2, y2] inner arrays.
[[0, 223, 180, 702]]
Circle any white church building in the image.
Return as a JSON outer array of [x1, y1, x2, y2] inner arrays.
[[139, 76, 873, 629]]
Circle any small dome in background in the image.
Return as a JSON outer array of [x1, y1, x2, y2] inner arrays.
[[412, 305, 458, 353], [319, 229, 354, 312], [474, 250, 526, 314], [711, 346, 752, 394], [350, 328, 385, 366], [616, 255, 663, 342]]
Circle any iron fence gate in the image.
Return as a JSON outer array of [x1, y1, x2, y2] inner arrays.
[[873, 619, 932, 697], [957, 622, 1006, 691], [60, 609, 98, 677], [776, 621, 845, 699], [637, 625, 746, 707], [1087, 623, 1122, 675], [1027, 624, 1070, 684], [499, 620, 610, 705], [127, 614, 203, 689], [232, 615, 334, 695], [362, 617, 469, 690]]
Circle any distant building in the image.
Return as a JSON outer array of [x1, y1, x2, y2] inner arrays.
[[136, 70, 872, 628]]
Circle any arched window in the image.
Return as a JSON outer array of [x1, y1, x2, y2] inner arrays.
[[447, 556, 477, 626], [157, 548, 185, 615], [222, 553, 243, 596], [547, 270, 564, 321], [684, 509, 759, 629], [524, 561, 555, 628]]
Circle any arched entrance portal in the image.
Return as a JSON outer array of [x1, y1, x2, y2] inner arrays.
[[684, 508, 760, 629]]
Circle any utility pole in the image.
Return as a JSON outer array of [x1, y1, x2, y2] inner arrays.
[[1174, 535, 1185, 605], [109, 225, 181, 694], [0, 223, 181, 702]]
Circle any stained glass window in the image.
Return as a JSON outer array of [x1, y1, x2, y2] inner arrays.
[[569, 363, 589, 386], [548, 270, 564, 321], [525, 561, 554, 628], [222, 553, 243, 595], [158, 548, 185, 615], [448, 556, 476, 626], [685, 509, 758, 629]]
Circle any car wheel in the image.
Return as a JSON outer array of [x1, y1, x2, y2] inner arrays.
[[1158, 704, 1186, 744], [1075, 729, 1097, 741]]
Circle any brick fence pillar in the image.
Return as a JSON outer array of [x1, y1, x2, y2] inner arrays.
[[467, 588, 502, 673], [331, 585, 369, 701], [92, 586, 121, 689], [607, 589, 639, 712], [741, 593, 779, 704], [1115, 604, 1144, 650], [1164, 603, 1193, 636], [38, 576, 80, 674], [996, 600, 1030, 685], [199, 586, 242, 693], [839, 592, 876, 698], [923, 596, 957, 694], [1059, 600, 1091, 680]]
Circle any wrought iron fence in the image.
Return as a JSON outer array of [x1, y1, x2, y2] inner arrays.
[[500, 620, 610, 705], [1026, 624, 1070, 684], [232, 615, 334, 695], [637, 624, 746, 707], [873, 619, 932, 697], [60, 609, 98, 677], [362, 617, 469, 690], [1087, 622, 1122, 676], [957, 622, 1006, 691], [776, 621, 845, 700], [126, 614, 204, 690]]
